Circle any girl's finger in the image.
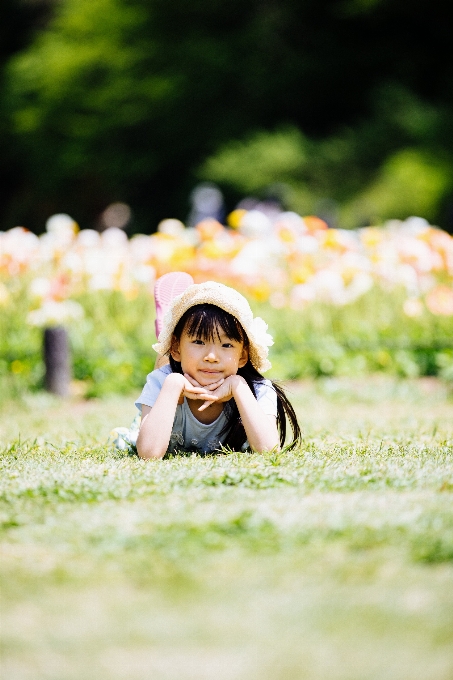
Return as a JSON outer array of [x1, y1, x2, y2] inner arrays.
[[186, 384, 204, 392], [184, 373, 201, 387], [184, 373, 224, 391], [204, 378, 224, 390], [198, 399, 216, 412], [185, 384, 213, 395], [185, 389, 218, 401]]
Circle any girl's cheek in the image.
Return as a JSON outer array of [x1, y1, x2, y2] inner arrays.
[[230, 358, 241, 371]]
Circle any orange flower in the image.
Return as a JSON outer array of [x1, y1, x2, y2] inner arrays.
[[426, 285, 453, 315], [303, 216, 328, 233], [196, 219, 225, 241]]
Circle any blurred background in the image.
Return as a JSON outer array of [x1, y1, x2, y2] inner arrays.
[[1, 0, 453, 400], [1, 0, 452, 234]]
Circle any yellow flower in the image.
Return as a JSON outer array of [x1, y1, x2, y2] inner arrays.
[[227, 209, 247, 229], [0, 282, 9, 306], [360, 227, 384, 248], [11, 360, 24, 374]]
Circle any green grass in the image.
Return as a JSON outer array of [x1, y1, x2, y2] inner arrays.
[[1, 378, 453, 680]]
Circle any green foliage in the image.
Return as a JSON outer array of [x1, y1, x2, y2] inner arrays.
[[253, 290, 453, 381], [2, 0, 453, 231], [200, 123, 453, 227], [0, 279, 44, 399], [0, 288, 155, 400], [6, 0, 153, 188], [341, 149, 453, 228], [200, 126, 326, 216], [1, 288, 452, 402], [69, 291, 155, 397], [200, 128, 309, 199]]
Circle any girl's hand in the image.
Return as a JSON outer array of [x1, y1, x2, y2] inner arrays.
[[183, 373, 225, 410], [178, 373, 221, 407], [184, 374, 241, 411]]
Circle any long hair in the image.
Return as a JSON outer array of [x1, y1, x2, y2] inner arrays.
[[168, 303, 302, 452]]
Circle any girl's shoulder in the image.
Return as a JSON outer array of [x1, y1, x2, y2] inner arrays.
[[142, 363, 173, 386], [135, 364, 173, 410], [253, 377, 274, 396], [152, 363, 173, 379], [252, 378, 277, 415]]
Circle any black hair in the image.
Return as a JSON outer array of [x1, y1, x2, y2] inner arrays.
[[168, 303, 302, 452]]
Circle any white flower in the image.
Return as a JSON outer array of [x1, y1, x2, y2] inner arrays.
[[46, 213, 78, 235], [158, 218, 186, 237], [239, 210, 273, 238], [403, 297, 423, 317], [29, 277, 52, 299], [249, 316, 274, 347], [27, 300, 84, 327], [45, 214, 78, 247]]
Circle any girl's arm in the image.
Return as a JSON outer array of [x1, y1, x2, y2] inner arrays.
[[137, 373, 184, 459], [230, 376, 280, 452], [136, 373, 222, 459]]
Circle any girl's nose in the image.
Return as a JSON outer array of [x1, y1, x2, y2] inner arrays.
[[204, 347, 218, 362]]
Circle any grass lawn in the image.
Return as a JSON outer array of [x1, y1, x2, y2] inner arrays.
[[1, 377, 452, 680]]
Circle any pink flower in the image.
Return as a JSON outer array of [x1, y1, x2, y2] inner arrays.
[[426, 285, 453, 315]]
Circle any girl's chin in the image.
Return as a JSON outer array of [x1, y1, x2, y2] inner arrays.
[[199, 374, 223, 383], [196, 372, 225, 385]]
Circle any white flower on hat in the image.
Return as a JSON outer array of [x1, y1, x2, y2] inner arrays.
[[249, 317, 274, 347]]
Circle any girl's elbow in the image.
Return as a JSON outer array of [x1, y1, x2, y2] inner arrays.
[[262, 431, 281, 452], [137, 436, 166, 460], [137, 446, 166, 460], [263, 442, 280, 453], [252, 436, 280, 453]]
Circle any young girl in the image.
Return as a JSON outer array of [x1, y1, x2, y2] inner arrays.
[[133, 275, 301, 459]]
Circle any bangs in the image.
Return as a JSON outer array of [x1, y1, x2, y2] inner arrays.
[[175, 304, 247, 345]]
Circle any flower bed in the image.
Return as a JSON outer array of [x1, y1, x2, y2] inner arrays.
[[1, 211, 452, 397]]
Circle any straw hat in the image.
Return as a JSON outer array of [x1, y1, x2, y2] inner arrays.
[[152, 281, 273, 372]]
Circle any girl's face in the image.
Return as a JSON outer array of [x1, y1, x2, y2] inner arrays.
[[170, 324, 248, 386]]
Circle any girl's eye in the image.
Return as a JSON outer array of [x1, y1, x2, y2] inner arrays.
[[222, 343, 234, 348], [193, 339, 205, 345]]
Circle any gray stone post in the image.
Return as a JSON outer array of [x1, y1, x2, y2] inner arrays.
[[43, 326, 70, 396]]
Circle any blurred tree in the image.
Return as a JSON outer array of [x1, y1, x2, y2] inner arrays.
[[200, 90, 453, 227], [0, 0, 55, 231], [0, 0, 54, 64], [2, 0, 453, 232]]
